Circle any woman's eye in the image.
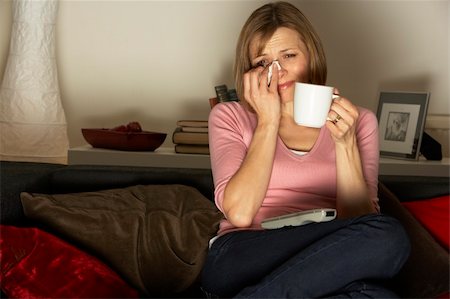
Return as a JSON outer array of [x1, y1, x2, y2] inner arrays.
[[255, 60, 267, 68], [284, 53, 296, 59]]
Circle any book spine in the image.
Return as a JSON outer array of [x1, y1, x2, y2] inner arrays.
[[176, 120, 208, 127], [180, 126, 209, 133], [172, 127, 209, 145], [175, 144, 210, 155]]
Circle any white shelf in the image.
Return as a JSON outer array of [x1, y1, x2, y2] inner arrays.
[[68, 145, 211, 169], [379, 156, 449, 177], [68, 145, 450, 177]]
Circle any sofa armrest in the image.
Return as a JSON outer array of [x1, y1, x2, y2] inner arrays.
[[378, 182, 449, 298], [379, 175, 449, 201]]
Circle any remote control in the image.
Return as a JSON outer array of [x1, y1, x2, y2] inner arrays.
[[261, 208, 337, 229]]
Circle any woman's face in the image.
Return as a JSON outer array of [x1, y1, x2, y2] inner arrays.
[[249, 27, 309, 103]]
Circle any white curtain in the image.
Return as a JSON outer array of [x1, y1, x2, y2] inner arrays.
[[0, 0, 68, 164]]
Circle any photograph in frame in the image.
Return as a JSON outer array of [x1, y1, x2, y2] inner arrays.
[[376, 91, 430, 160]]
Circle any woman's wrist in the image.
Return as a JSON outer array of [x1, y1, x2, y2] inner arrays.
[[257, 115, 280, 132], [334, 133, 358, 152]]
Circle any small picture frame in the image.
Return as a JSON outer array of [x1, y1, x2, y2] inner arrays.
[[376, 91, 430, 160]]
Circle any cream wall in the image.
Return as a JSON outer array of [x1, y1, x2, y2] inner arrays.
[[1, 0, 448, 149], [0, 0, 12, 85]]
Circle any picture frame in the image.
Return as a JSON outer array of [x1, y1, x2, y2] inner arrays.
[[376, 91, 430, 160]]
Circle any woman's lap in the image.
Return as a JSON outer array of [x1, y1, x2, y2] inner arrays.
[[201, 213, 410, 298]]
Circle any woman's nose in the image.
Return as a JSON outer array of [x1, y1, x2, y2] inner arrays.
[[271, 60, 281, 70], [272, 60, 286, 78]]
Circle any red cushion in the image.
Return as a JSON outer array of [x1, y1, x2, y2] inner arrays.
[[0, 225, 139, 298], [436, 291, 450, 299], [402, 195, 449, 250]]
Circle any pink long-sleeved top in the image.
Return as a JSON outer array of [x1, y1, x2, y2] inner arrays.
[[209, 101, 380, 236]]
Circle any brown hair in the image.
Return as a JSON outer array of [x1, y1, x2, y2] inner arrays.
[[234, 1, 327, 100]]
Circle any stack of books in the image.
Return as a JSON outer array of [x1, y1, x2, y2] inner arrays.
[[173, 85, 239, 154], [172, 120, 209, 154]]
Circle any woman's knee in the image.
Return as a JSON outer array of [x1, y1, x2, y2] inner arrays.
[[355, 213, 411, 273], [363, 214, 409, 248]]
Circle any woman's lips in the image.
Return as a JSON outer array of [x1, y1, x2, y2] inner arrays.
[[278, 80, 294, 91]]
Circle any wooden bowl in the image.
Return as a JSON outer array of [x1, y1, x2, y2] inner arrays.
[[82, 128, 166, 151]]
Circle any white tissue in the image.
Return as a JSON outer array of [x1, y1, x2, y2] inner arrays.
[[267, 61, 281, 85]]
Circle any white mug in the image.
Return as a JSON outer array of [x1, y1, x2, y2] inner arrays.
[[293, 83, 337, 128]]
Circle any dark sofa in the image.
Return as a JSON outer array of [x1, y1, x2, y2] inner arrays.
[[1, 161, 449, 298]]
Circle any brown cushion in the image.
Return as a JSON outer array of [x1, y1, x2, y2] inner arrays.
[[378, 183, 450, 298], [20, 184, 223, 296]]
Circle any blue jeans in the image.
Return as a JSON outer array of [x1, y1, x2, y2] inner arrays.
[[201, 213, 410, 298]]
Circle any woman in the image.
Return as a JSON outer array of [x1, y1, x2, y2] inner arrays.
[[202, 2, 410, 298]]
